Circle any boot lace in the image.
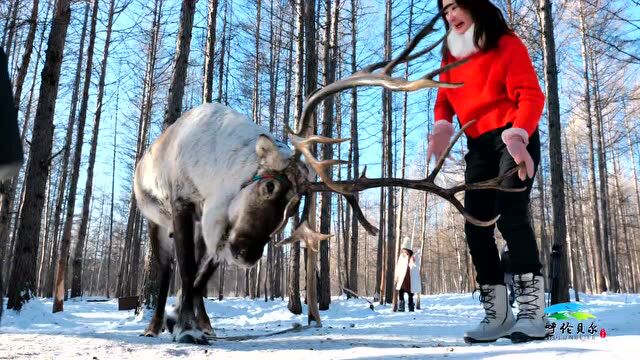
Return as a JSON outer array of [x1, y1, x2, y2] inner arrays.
[[515, 276, 541, 320], [478, 286, 497, 324]]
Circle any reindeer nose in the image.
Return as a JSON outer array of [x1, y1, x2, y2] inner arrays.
[[230, 238, 264, 265], [230, 243, 247, 259]]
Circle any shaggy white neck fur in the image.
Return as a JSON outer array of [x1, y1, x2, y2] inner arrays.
[[447, 23, 479, 59]]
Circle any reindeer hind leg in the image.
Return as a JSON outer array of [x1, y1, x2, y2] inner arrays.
[[142, 222, 173, 337]]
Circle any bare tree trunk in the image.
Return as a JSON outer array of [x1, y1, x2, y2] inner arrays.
[[234, 263, 239, 297], [303, 0, 321, 323], [1, 0, 20, 57], [218, 263, 225, 300], [216, 0, 228, 104], [12, 0, 39, 107], [318, 0, 335, 312], [396, 0, 414, 263], [420, 96, 433, 295], [129, 214, 144, 295], [251, 0, 262, 124], [163, 0, 197, 128], [572, 138, 596, 293], [589, 53, 618, 292], [71, 0, 116, 298], [538, 0, 569, 304], [624, 115, 640, 291], [8, 0, 71, 311], [53, 0, 100, 311], [138, 0, 164, 300], [578, 0, 607, 293], [36, 170, 54, 295], [563, 136, 583, 299], [202, 0, 218, 103], [536, 161, 550, 282], [383, 0, 396, 306], [347, 0, 360, 298], [244, 268, 250, 297], [612, 150, 635, 291], [287, 0, 305, 316]]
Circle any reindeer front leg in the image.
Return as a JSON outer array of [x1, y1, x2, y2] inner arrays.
[[194, 237, 219, 336], [172, 200, 208, 344], [196, 198, 229, 283]]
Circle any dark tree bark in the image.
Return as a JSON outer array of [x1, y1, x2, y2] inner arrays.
[[163, 0, 198, 128], [538, 0, 569, 304], [12, 0, 39, 107], [318, 0, 336, 312], [287, 0, 305, 316], [71, 0, 116, 298], [1, 0, 20, 57], [216, 0, 228, 104], [577, 0, 607, 294], [44, 3, 90, 298], [53, 0, 99, 312], [589, 53, 618, 292], [138, 0, 164, 305], [251, 0, 262, 124], [347, 0, 360, 297], [8, 0, 71, 311], [218, 263, 226, 300], [202, 0, 219, 103], [383, 0, 396, 305]]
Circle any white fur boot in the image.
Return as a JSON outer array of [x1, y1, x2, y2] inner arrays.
[[464, 284, 515, 343], [510, 273, 547, 343]]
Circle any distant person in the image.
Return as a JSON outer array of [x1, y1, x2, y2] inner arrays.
[[394, 237, 421, 312]]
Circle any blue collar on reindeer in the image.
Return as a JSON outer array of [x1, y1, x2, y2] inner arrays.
[[240, 172, 292, 190]]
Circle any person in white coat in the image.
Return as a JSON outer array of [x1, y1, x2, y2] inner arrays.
[[394, 237, 422, 312]]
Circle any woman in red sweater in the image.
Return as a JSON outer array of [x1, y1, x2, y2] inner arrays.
[[428, 0, 546, 344]]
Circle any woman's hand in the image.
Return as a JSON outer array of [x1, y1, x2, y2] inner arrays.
[[501, 128, 534, 181], [426, 120, 455, 163]]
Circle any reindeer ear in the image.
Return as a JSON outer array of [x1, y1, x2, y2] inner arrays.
[[256, 134, 288, 170]]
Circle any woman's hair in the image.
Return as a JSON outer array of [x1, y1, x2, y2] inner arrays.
[[403, 248, 414, 257], [437, 0, 511, 56]]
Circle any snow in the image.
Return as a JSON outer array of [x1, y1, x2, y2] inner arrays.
[[1, 292, 639, 359]]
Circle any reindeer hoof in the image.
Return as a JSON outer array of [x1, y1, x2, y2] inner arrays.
[[140, 330, 159, 337], [141, 318, 163, 337], [174, 328, 209, 345], [197, 318, 214, 336]]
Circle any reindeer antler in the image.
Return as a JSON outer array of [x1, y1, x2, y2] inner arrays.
[[288, 13, 466, 139]]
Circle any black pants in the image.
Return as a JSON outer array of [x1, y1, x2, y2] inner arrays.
[[398, 289, 414, 304], [464, 126, 542, 285]]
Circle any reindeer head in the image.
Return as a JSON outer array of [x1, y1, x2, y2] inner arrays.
[[225, 135, 308, 267]]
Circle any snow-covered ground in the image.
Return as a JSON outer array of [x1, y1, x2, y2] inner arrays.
[[1, 292, 639, 359]]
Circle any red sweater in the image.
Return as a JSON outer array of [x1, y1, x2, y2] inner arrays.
[[434, 33, 545, 139]]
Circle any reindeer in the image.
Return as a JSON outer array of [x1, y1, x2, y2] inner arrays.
[[134, 13, 523, 344]]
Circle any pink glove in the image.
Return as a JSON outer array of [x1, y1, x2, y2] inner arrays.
[[426, 120, 455, 163], [501, 128, 534, 181]]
